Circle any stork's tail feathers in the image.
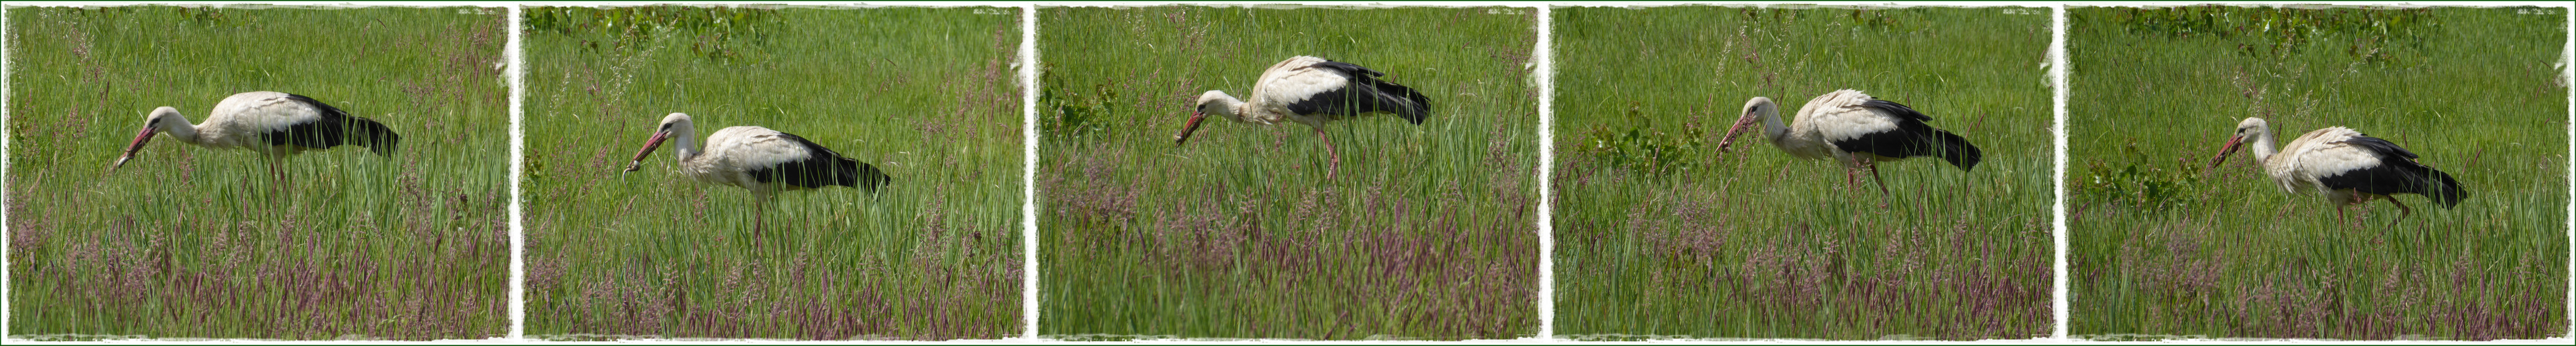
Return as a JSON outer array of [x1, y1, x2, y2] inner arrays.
[[271, 93, 399, 156], [1367, 80, 1432, 125], [2420, 166, 2465, 208], [1932, 129, 1981, 172], [1311, 60, 1432, 124], [843, 158, 893, 193], [345, 116, 401, 156], [1843, 99, 1977, 172]]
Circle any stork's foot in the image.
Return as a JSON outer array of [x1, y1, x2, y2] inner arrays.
[[1863, 157, 1891, 207], [1316, 127, 1344, 181], [2386, 198, 2415, 226], [1844, 168, 1861, 190], [1840, 170, 1865, 197]]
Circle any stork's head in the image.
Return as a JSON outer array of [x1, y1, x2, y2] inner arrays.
[[626, 113, 693, 172], [1717, 97, 1779, 153], [1176, 91, 1242, 146], [2210, 117, 2270, 169], [110, 107, 188, 172]]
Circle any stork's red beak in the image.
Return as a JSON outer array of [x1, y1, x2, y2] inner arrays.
[[1715, 109, 1764, 153], [625, 129, 670, 172], [1173, 111, 1209, 146], [2207, 135, 2245, 169], [109, 127, 157, 172]]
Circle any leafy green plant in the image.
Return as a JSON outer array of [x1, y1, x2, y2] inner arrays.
[[1039, 68, 1116, 141], [525, 6, 780, 64], [1575, 103, 1711, 179], [2118, 6, 2436, 66], [2074, 143, 2209, 212]]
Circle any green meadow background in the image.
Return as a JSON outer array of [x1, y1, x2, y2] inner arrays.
[[1552, 6, 2055, 340], [7, 6, 509, 339], [1038, 6, 1540, 340], [2068, 6, 2568, 340], [521, 6, 1023, 340]]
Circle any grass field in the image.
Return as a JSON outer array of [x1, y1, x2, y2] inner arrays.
[[6, 6, 509, 340], [1551, 6, 2055, 340], [520, 6, 1023, 340], [1037, 6, 1540, 340], [2067, 6, 2568, 340]]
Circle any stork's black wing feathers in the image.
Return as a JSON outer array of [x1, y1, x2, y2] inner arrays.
[[1284, 60, 1432, 125], [750, 132, 892, 192], [1857, 99, 1933, 122], [264, 93, 401, 155], [1829, 99, 1982, 172], [2339, 135, 2420, 160], [2317, 136, 2463, 208]]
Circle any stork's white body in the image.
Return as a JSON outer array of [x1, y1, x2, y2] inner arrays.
[[1755, 89, 1892, 163], [1236, 56, 1353, 127], [2250, 127, 2375, 196]]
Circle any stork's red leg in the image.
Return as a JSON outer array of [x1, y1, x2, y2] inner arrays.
[[1843, 156, 1859, 190], [2385, 196, 2413, 225], [753, 201, 766, 247], [1315, 127, 1342, 180], [2336, 205, 2348, 226], [1861, 156, 1892, 208], [267, 158, 287, 197], [1864, 156, 1891, 197]]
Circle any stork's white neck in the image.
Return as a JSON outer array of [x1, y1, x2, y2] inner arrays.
[[1760, 104, 1789, 144], [2247, 126, 2278, 164], [1207, 93, 1250, 122], [161, 117, 206, 144], [669, 122, 703, 163]]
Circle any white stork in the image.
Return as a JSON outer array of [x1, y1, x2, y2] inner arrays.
[[623, 113, 891, 238], [1716, 89, 1982, 195], [110, 91, 401, 187], [1174, 55, 1433, 179], [2207, 117, 2464, 224]]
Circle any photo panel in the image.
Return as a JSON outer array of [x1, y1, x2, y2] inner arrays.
[[2067, 5, 2570, 340], [6, 5, 511, 340], [1551, 5, 2056, 340], [1037, 5, 1542, 340], [0, 1, 2570, 343], [520, 5, 1025, 340]]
